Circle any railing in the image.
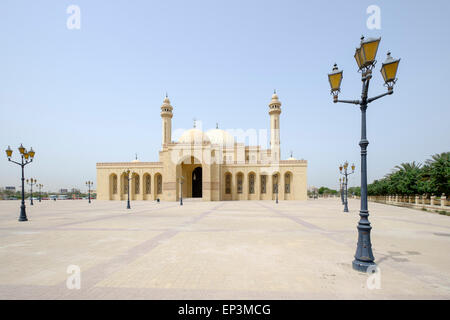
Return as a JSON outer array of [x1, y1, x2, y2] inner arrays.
[[366, 194, 449, 212]]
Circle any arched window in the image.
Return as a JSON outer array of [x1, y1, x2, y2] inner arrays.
[[237, 173, 243, 193], [112, 175, 117, 194], [157, 175, 162, 194], [225, 173, 231, 194], [134, 175, 140, 194], [285, 173, 291, 194], [249, 173, 255, 194], [261, 175, 266, 194], [145, 175, 151, 194]]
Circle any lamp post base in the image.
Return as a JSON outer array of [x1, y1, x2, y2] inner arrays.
[[352, 259, 376, 272], [19, 205, 28, 222]]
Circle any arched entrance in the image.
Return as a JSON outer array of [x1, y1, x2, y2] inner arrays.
[[192, 167, 202, 198]]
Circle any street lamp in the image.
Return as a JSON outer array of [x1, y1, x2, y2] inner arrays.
[[339, 178, 344, 205], [5, 144, 35, 221], [328, 35, 400, 272], [86, 181, 93, 204], [274, 174, 279, 204], [26, 178, 37, 205], [179, 176, 184, 206], [123, 169, 134, 209], [37, 184, 43, 202], [339, 162, 355, 212]]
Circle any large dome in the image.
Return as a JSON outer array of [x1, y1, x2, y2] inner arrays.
[[178, 128, 210, 144], [206, 129, 235, 147]]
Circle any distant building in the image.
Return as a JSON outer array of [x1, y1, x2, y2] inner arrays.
[[71, 188, 80, 193], [59, 188, 68, 194], [5, 186, 16, 191]]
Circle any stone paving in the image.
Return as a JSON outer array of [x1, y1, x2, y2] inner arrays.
[[0, 198, 449, 299]]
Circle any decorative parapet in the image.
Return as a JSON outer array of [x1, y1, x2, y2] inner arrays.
[[280, 160, 307, 164], [96, 162, 163, 167]]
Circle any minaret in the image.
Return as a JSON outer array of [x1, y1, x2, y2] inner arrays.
[[268, 90, 281, 162], [160, 94, 173, 145]]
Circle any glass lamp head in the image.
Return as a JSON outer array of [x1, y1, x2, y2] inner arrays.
[[351, 164, 355, 171], [5, 146, 13, 159], [24, 151, 29, 160], [328, 64, 343, 94], [18, 144, 25, 155], [28, 147, 35, 159], [360, 36, 381, 67], [380, 51, 400, 89], [354, 46, 364, 70]]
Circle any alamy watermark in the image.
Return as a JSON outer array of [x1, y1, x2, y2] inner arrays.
[[66, 5, 81, 30], [366, 5, 381, 30], [366, 265, 381, 290], [66, 264, 81, 289]]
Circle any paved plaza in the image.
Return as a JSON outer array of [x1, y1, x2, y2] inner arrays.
[[0, 198, 449, 299]]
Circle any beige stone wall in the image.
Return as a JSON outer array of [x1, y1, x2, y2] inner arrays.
[[97, 158, 307, 202], [218, 161, 307, 201], [96, 162, 163, 201]]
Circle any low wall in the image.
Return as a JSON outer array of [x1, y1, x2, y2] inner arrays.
[[366, 194, 450, 213]]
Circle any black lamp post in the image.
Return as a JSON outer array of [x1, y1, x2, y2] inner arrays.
[[26, 178, 36, 205], [124, 169, 134, 209], [328, 36, 400, 272], [86, 181, 93, 204], [37, 184, 43, 202], [339, 178, 344, 204], [5, 144, 35, 221], [339, 162, 355, 212], [179, 176, 184, 206], [275, 174, 279, 204]]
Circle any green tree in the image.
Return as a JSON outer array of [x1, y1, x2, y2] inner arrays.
[[424, 152, 450, 196]]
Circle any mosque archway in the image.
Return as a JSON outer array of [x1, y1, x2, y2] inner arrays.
[[192, 167, 202, 198]]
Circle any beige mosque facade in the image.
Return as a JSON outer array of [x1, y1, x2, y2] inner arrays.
[[96, 93, 307, 202]]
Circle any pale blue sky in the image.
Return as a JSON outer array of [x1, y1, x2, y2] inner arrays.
[[1, 0, 449, 192]]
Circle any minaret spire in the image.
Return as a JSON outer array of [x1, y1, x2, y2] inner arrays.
[[160, 94, 173, 146], [268, 91, 282, 163]]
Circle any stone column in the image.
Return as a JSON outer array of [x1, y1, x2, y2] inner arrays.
[[430, 194, 435, 206], [395, 194, 398, 203], [441, 194, 446, 207], [415, 195, 419, 205]]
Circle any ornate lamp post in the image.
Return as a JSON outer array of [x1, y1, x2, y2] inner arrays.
[[339, 162, 355, 212], [37, 184, 43, 202], [275, 174, 279, 204], [328, 36, 400, 272], [123, 169, 134, 209], [26, 178, 37, 205], [179, 176, 184, 206], [86, 181, 93, 204], [5, 144, 35, 221]]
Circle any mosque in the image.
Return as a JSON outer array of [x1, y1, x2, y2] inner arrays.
[[96, 92, 307, 201]]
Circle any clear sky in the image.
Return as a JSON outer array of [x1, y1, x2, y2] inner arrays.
[[1, 0, 449, 193]]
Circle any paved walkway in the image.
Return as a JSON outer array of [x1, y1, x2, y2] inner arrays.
[[0, 199, 449, 299]]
